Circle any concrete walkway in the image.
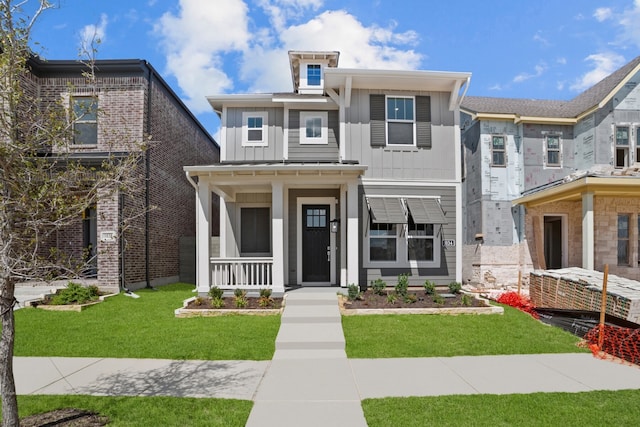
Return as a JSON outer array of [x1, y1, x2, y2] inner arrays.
[[12, 287, 640, 426]]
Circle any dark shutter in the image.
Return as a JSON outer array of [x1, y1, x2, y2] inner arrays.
[[370, 94, 386, 147], [416, 96, 431, 148]]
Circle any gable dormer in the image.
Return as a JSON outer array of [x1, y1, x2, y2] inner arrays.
[[288, 51, 339, 95]]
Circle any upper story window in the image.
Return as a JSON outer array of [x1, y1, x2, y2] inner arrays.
[[72, 96, 98, 145], [491, 135, 506, 166], [300, 111, 328, 145], [242, 112, 268, 146], [307, 64, 321, 86], [386, 96, 415, 146], [618, 214, 630, 266], [545, 135, 561, 167], [615, 126, 630, 168]]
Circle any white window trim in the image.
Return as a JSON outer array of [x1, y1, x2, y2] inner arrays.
[[242, 111, 268, 147], [300, 111, 328, 145], [385, 95, 416, 147], [543, 134, 562, 168], [299, 62, 328, 93]]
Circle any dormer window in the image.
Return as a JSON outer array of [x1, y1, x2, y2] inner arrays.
[[307, 64, 321, 86]]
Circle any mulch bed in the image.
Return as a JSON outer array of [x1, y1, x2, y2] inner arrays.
[[20, 408, 108, 426], [343, 289, 486, 309], [185, 296, 283, 310]]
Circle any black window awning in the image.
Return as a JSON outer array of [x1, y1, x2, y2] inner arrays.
[[405, 198, 447, 224], [367, 197, 407, 224]]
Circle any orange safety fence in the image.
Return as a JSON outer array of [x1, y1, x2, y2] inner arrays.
[[496, 291, 539, 319], [585, 325, 640, 366]]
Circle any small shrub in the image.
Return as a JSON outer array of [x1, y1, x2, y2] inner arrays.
[[193, 296, 205, 306], [448, 281, 462, 294], [432, 293, 445, 305], [211, 297, 225, 308], [461, 294, 473, 307], [258, 297, 273, 308], [234, 290, 248, 308], [395, 273, 410, 297], [371, 278, 386, 296], [208, 286, 224, 299], [233, 288, 245, 298], [386, 292, 398, 304], [259, 288, 272, 298], [423, 280, 436, 295], [403, 293, 418, 304], [51, 282, 99, 305], [347, 284, 362, 301]]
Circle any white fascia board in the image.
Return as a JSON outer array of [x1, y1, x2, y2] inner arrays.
[[207, 94, 275, 112], [324, 68, 472, 93]]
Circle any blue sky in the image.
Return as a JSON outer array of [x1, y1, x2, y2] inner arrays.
[[24, 0, 640, 138]]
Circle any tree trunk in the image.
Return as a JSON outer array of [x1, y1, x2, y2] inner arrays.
[[0, 278, 19, 427]]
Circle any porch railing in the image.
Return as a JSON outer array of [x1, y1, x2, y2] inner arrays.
[[210, 257, 273, 289]]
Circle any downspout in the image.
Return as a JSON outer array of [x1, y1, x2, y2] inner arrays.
[[144, 62, 153, 289], [119, 192, 127, 292]]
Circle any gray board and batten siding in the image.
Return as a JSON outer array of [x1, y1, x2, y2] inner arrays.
[[359, 184, 457, 286], [288, 109, 340, 161], [224, 107, 285, 161], [345, 90, 458, 181]]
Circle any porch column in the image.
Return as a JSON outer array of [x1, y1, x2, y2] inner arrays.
[[340, 184, 347, 286], [196, 181, 211, 294], [271, 181, 285, 293], [582, 192, 595, 270], [347, 180, 359, 286]]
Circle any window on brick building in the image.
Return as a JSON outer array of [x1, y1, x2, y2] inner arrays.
[[72, 97, 98, 145], [618, 214, 630, 265]]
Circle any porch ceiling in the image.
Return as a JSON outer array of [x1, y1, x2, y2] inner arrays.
[[514, 176, 640, 207]]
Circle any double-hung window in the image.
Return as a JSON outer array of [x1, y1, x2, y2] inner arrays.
[[307, 64, 321, 86], [72, 96, 98, 145], [615, 126, 630, 168], [242, 112, 268, 146], [369, 221, 398, 262], [491, 135, 506, 166], [545, 135, 561, 166], [240, 207, 271, 255], [618, 214, 630, 265], [407, 216, 435, 262], [386, 96, 415, 145], [300, 111, 328, 144]]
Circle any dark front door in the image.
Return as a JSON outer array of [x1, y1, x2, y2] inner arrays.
[[544, 216, 563, 269], [302, 205, 330, 282]]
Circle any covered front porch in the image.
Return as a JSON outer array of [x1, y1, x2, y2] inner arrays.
[[185, 162, 367, 294]]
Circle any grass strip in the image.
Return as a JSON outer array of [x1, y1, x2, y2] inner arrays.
[[14, 283, 280, 360], [362, 389, 640, 427], [14, 395, 251, 427], [343, 305, 588, 358]]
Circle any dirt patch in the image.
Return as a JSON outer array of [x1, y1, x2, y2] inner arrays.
[[185, 296, 284, 310], [343, 289, 487, 309], [20, 408, 108, 426]]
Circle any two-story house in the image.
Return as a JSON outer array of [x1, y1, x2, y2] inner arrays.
[[186, 51, 471, 294], [461, 55, 640, 285], [29, 57, 219, 292]]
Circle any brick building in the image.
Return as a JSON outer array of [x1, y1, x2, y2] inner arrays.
[[29, 57, 219, 291]]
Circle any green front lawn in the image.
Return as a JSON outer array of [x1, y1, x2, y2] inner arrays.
[[362, 390, 640, 427], [16, 395, 251, 427], [343, 305, 588, 358], [14, 283, 280, 360]]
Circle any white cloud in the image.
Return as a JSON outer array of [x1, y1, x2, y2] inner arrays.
[[557, 57, 567, 65], [513, 63, 547, 83], [570, 52, 626, 91], [533, 31, 549, 46], [593, 7, 612, 22], [155, 0, 250, 112], [488, 84, 502, 91], [79, 14, 108, 55], [155, 1, 424, 110]]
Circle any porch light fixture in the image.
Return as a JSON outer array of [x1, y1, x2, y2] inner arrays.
[[330, 218, 340, 233]]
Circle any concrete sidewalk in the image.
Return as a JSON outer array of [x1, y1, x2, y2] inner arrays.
[[12, 287, 640, 426]]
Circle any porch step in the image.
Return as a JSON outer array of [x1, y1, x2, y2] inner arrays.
[[281, 304, 341, 324]]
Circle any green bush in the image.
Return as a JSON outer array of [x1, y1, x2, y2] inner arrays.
[[448, 281, 462, 294], [395, 273, 410, 297], [233, 290, 248, 308], [404, 293, 418, 304], [208, 286, 224, 299], [461, 294, 473, 307], [211, 297, 225, 308], [371, 278, 387, 296], [259, 288, 272, 298], [51, 282, 99, 305], [386, 292, 398, 304], [432, 294, 445, 305], [347, 284, 362, 301], [423, 280, 436, 295]]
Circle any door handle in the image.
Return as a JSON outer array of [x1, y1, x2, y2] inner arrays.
[[327, 246, 331, 262]]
